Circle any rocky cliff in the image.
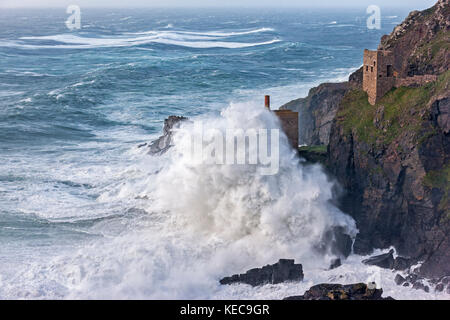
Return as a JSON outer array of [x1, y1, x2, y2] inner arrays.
[[327, 0, 449, 278], [281, 82, 352, 145], [283, 0, 449, 278], [378, 0, 449, 77]]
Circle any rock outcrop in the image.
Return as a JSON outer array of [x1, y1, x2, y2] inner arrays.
[[378, 0, 449, 77], [143, 116, 188, 155], [220, 259, 304, 287], [362, 250, 414, 271], [326, 1, 450, 279], [280, 82, 351, 146], [284, 283, 393, 300], [362, 249, 395, 269]]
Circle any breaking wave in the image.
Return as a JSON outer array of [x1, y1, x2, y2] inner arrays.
[[3, 28, 279, 49], [0, 101, 357, 299]]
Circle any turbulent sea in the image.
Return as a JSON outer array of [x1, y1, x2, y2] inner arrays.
[[0, 7, 447, 300]]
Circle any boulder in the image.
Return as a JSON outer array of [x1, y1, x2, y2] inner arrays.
[[395, 274, 406, 285], [284, 283, 393, 300], [220, 259, 303, 287], [412, 281, 430, 293], [362, 249, 395, 269], [435, 283, 444, 292], [145, 116, 188, 155]]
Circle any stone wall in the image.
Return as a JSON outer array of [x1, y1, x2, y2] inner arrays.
[[363, 50, 395, 105], [395, 75, 438, 88], [363, 49, 378, 105]]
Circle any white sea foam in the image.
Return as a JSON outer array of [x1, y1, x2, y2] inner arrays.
[[6, 28, 277, 50], [0, 95, 447, 300], [0, 100, 360, 299]]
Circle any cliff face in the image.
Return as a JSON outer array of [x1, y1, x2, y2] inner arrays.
[[281, 82, 351, 145], [280, 67, 362, 146], [328, 0, 449, 278], [378, 0, 449, 77]]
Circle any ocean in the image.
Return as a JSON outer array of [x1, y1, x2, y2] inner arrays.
[[0, 7, 446, 299]]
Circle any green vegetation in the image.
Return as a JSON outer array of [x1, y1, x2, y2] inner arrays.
[[298, 145, 328, 164], [423, 164, 450, 213], [298, 145, 327, 154], [415, 30, 450, 65], [337, 71, 449, 147]]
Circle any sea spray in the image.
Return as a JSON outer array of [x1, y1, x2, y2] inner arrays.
[[0, 101, 356, 299]]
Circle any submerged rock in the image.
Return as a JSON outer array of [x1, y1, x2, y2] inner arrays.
[[362, 249, 395, 269], [284, 283, 393, 300], [145, 116, 188, 155], [220, 259, 303, 287]]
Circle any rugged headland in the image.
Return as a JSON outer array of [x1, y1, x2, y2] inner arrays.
[[282, 0, 449, 279]]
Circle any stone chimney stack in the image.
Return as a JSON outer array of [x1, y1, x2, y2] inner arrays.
[[265, 95, 270, 110]]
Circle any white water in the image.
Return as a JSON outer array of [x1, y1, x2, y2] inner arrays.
[[8, 28, 279, 49], [1, 101, 448, 300]]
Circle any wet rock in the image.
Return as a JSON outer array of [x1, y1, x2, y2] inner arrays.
[[317, 226, 353, 259], [284, 283, 393, 300], [393, 257, 412, 271], [147, 116, 188, 155], [440, 276, 450, 285], [329, 258, 342, 270], [395, 274, 406, 285], [362, 249, 395, 269], [435, 283, 444, 292], [327, 0, 450, 279], [220, 259, 303, 287], [412, 281, 430, 293], [406, 274, 419, 283]]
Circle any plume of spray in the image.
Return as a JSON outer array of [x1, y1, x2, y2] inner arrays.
[[150, 101, 358, 270]]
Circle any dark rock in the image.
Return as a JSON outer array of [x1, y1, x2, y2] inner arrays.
[[317, 226, 353, 259], [280, 82, 350, 146], [329, 258, 342, 270], [327, 0, 450, 279], [406, 274, 419, 283], [349, 67, 363, 88], [378, 0, 449, 77], [403, 282, 410, 287], [284, 283, 393, 300], [220, 259, 303, 287], [395, 274, 406, 285], [412, 281, 430, 293], [147, 116, 188, 155], [393, 257, 412, 271], [440, 276, 450, 285], [435, 283, 444, 292], [362, 249, 395, 269]]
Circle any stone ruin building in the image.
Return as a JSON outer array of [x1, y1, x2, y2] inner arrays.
[[363, 49, 437, 105]]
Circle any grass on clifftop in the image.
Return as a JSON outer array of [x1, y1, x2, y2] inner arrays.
[[337, 71, 449, 147]]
